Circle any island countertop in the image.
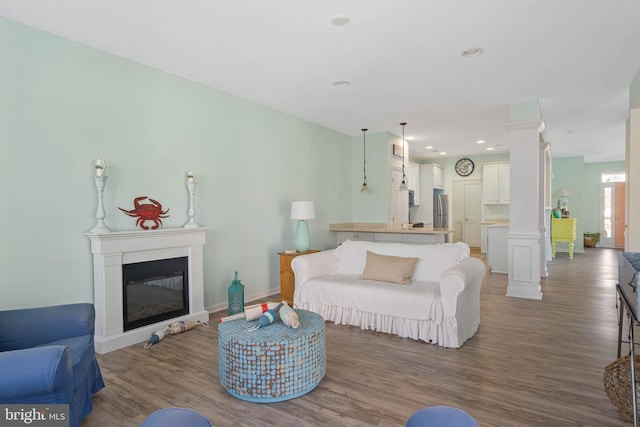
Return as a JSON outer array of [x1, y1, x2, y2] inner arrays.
[[329, 223, 452, 234]]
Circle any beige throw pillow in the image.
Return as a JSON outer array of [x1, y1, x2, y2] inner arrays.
[[360, 251, 419, 285]]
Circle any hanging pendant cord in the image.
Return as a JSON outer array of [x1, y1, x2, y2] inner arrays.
[[362, 128, 368, 184], [400, 122, 407, 184]]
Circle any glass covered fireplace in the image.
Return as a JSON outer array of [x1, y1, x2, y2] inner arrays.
[[122, 256, 189, 331]]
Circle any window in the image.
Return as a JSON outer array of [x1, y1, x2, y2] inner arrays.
[[602, 173, 626, 183]]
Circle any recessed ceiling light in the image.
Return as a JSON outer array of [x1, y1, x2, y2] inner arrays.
[[486, 147, 495, 151], [440, 152, 447, 155], [461, 47, 484, 57], [331, 15, 350, 26], [407, 136, 415, 140], [425, 146, 433, 149], [333, 80, 350, 87], [476, 140, 485, 144]]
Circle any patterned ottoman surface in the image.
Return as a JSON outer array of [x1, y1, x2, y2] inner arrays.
[[218, 308, 326, 402]]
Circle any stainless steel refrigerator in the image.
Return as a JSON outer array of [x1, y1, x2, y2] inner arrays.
[[433, 194, 448, 228]]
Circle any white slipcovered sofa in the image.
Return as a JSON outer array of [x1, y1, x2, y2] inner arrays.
[[292, 240, 486, 348]]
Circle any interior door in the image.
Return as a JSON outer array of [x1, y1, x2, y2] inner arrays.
[[452, 180, 482, 247], [463, 182, 482, 248], [599, 182, 625, 248], [615, 182, 626, 247], [452, 181, 464, 242]]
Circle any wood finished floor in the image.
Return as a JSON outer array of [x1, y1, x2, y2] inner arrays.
[[86, 248, 630, 426]]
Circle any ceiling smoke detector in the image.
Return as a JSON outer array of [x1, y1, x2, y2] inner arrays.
[[461, 47, 484, 57], [333, 80, 350, 87], [331, 15, 350, 26]]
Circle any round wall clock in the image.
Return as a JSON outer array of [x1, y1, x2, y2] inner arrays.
[[455, 158, 474, 176]]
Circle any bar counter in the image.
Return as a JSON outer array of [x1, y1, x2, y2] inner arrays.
[[329, 223, 453, 244]]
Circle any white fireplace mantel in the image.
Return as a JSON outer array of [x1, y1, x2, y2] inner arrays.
[[85, 227, 210, 354]]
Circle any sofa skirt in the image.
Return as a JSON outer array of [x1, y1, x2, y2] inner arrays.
[[297, 302, 466, 348]]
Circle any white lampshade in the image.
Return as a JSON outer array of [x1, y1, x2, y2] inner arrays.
[[553, 187, 572, 198], [290, 201, 315, 220]]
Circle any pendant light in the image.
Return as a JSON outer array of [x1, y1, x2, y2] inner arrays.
[[360, 128, 370, 192], [399, 122, 409, 190]]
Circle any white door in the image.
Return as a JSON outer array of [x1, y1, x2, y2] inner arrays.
[[391, 167, 407, 228], [452, 181, 464, 242], [600, 181, 626, 248], [452, 180, 482, 247], [464, 182, 482, 247]]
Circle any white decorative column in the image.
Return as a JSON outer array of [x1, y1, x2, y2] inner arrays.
[[504, 119, 545, 300], [539, 142, 552, 277], [627, 69, 640, 251]]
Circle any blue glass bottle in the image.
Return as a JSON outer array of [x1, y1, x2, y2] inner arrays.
[[227, 271, 245, 315]]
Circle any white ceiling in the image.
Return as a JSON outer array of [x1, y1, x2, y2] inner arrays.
[[2, 0, 640, 162]]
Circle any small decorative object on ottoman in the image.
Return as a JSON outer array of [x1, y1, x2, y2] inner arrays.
[[218, 309, 325, 402]]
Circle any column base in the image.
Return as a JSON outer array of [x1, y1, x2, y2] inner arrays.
[[507, 231, 543, 300]]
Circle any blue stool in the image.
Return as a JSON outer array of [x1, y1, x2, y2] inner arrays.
[[140, 407, 213, 427], [406, 406, 479, 427]]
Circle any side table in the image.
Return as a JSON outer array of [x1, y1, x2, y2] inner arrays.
[[278, 250, 319, 304], [551, 217, 577, 260]]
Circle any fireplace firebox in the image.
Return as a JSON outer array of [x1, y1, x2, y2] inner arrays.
[[122, 257, 189, 331]]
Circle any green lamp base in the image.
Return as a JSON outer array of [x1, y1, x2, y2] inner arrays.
[[294, 220, 311, 252]]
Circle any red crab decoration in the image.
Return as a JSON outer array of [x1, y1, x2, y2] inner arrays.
[[118, 196, 169, 230]]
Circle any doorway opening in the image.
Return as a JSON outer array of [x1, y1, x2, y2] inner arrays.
[[600, 172, 625, 248]]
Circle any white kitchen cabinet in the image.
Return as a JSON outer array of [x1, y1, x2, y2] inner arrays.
[[336, 232, 373, 245], [433, 164, 444, 189], [481, 225, 488, 254], [407, 162, 420, 205], [373, 232, 445, 244], [486, 225, 508, 273], [483, 162, 510, 204], [373, 233, 403, 243], [413, 164, 444, 224], [401, 233, 445, 244]]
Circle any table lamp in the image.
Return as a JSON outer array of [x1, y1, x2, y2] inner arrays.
[[553, 187, 571, 217], [291, 201, 315, 252]]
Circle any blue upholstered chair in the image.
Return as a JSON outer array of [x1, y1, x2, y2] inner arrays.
[[141, 407, 213, 427], [406, 405, 480, 427], [0, 303, 105, 427]]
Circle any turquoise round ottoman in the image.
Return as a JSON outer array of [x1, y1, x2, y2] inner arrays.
[[140, 407, 213, 427], [218, 308, 326, 402]]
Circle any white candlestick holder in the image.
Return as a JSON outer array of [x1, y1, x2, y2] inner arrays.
[[184, 179, 200, 229], [89, 175, 111, 233]]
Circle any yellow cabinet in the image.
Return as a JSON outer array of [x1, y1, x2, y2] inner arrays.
[[551, 218, 577, 260]]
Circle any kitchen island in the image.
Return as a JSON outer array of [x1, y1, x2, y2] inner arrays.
[[329, 223, 453, 245]]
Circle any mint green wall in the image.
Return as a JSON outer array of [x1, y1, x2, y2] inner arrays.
[[583, 161, 626, 235], [351, 132, 389, 223], [551, 157, 585, 252], [0, 18, 352, 310]]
